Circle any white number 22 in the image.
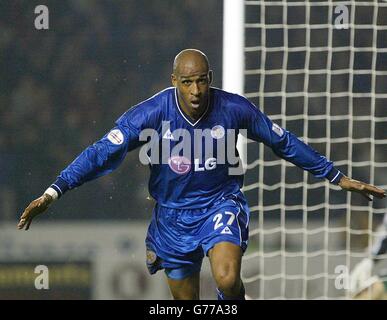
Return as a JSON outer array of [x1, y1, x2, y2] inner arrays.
[[213, 211, 236, 230]]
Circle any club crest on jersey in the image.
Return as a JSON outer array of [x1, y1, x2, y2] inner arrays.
[[211, 125, 225, 139], [168, 156, 191, 174], [107, 129, 124, 145], [146, 249, 157, 264]]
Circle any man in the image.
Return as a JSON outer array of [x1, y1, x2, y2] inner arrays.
[[350, 213, 387, 299], [18, 49, 386, 300]]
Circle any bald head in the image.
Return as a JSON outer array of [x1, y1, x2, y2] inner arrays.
[[173, 49, 210, 76]]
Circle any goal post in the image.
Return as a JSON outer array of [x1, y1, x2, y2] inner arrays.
[[224, 0, 387, 299], [223, 0, 248, 170]]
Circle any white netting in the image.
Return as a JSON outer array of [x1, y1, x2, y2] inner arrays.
[[242, 0, 387, 299]]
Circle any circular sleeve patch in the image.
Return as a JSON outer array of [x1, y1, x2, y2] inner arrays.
[[107, 129, 124, 145]]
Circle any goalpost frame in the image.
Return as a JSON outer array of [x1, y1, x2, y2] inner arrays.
[[222, 0, 244, 94], [222, 0, 247, 170]]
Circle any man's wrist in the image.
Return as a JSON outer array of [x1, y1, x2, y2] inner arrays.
[[49, 177, 69, 198], [338, 175, 348, 187], [44, 187, 58, 201], [326, 167, 345, 185]]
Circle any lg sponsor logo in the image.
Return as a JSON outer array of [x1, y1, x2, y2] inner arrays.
[[136, 121, 247, 175]]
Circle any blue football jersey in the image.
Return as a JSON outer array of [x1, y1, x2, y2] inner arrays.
[[50, 87, 343, 209]]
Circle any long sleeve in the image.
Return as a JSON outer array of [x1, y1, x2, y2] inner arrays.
[[50, 121, 143, 197], [49, 91, 163, 198]]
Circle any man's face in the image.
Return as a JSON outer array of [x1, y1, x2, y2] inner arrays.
[[171, 57, 213, 116]]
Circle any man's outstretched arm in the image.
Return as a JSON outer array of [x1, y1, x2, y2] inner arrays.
[[239, 96, 386, 199]]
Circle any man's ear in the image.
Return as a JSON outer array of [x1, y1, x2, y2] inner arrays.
[[171, 74, 177, 87], [208, 70, 213, 85]]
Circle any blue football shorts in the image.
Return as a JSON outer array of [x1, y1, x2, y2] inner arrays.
[[145, 194, 250, 280]]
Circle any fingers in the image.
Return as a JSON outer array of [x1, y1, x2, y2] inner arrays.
[[364, 185, 386, 199], [16, 197, 48, 231], [356, 183, 386, 200], [17, 215, 33, 230], [18, 217, 34, 230], [17, 211, 33, 230], [17, 207, 34, 230], [17, 218, 25, 229], [346, 179, 386, 200], [25, 219, 32, 231], [17, 207, 27, 229], [17, 216, 29, 230]]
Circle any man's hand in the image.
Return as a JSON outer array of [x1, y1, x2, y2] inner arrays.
[[17, 193, 54, 230], [338, 176, 386, 201]]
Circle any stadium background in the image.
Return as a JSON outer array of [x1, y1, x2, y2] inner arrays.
[[0, 1, 386, 299]]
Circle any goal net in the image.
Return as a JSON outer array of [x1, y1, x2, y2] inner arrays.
[[239, 1, 387, 299]]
